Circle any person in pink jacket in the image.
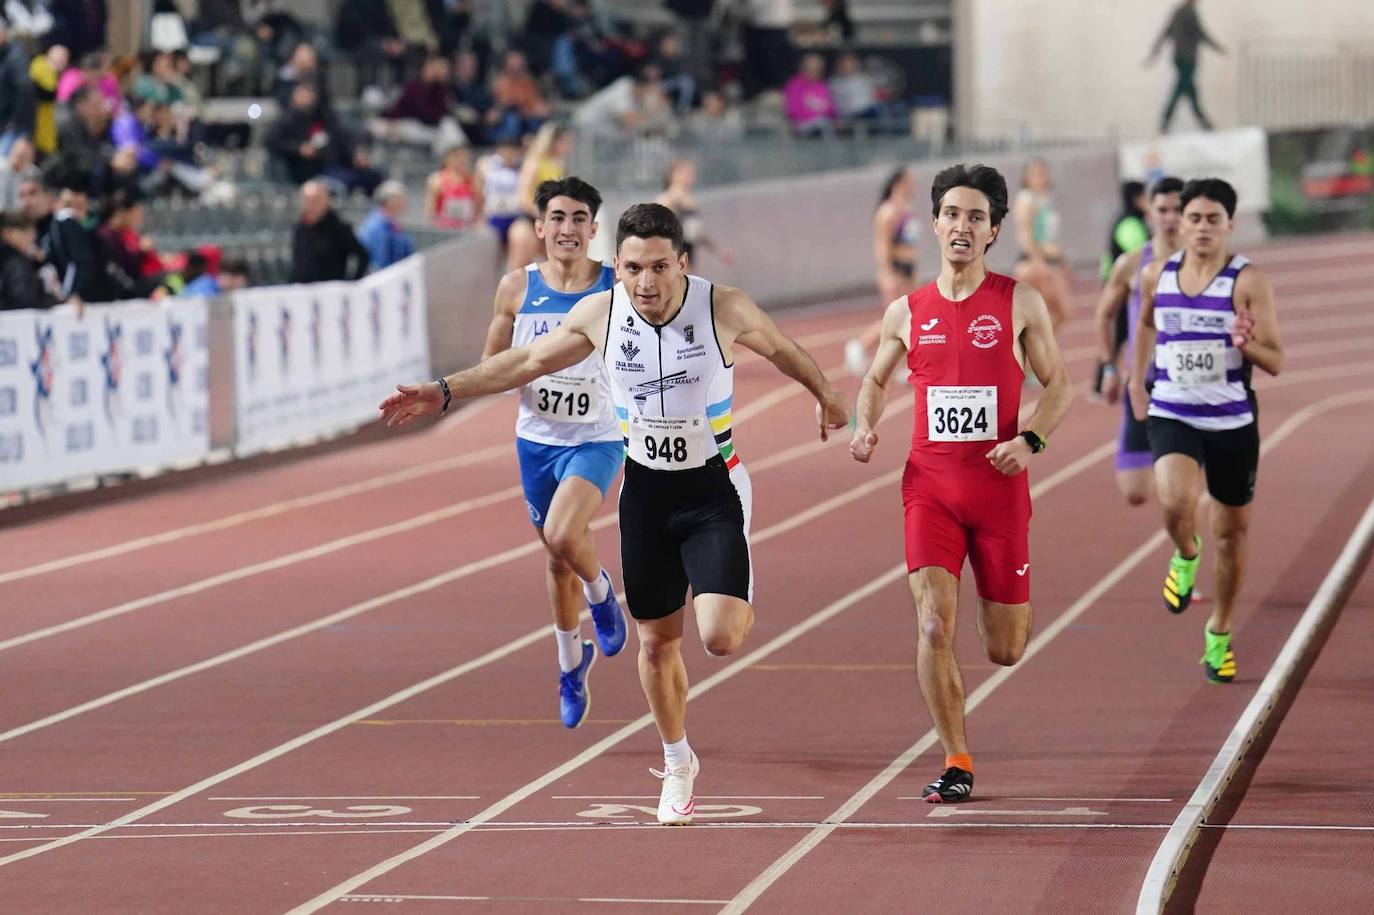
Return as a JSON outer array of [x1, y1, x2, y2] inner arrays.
[[784, 52, 837, 136]]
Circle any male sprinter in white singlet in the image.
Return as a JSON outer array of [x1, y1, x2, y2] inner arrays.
[[1130, 178, 1284, 683], [481, 177, 627, 729], [381, 204, 849, 824]]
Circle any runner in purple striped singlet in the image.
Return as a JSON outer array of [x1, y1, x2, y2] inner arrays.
[[1092, 176, 1184, 506], [1129, 178, 1285, 685]]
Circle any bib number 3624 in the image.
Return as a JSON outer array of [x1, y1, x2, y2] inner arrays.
[[628, 414, 708, 470], [531, 373, 599, 423], [927, 386, 997, 442]]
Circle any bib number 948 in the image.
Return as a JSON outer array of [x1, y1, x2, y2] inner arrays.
[[643, 435, 689, 464], [628, 414, 707, 470]]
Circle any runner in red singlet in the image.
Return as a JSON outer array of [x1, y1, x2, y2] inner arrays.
[[850, 163, 1074, 803], [425, 146, 483, 231]]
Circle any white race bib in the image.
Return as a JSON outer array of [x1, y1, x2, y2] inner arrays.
[[1165, 340, 1226, 387], [926, 386, 997, 442], [530, 373, 600, 423], [627, 414, 708, 470]]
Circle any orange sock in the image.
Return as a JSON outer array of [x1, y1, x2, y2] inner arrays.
[[945, 753, 973, 773]]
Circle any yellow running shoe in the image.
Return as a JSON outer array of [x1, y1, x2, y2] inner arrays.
[[1202, 628, 1236, 683], [1164, 536, 1201, 614]]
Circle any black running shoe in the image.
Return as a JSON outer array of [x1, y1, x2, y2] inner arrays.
[[922, 766, 974, 803]]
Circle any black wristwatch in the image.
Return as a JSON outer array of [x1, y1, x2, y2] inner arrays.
[[437, 377, 452, 414], [1020, 430, 1046, 454]]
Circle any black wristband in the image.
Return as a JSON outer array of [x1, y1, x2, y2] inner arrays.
[[1020, 430, 1046, 454], [437, 377, 452, 414]]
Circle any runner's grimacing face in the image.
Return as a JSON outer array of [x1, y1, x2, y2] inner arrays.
[[1181, 197, 1232, 256], [1150, 191, 1183, 243], [616, 235, 687, 311], [934, 186, 999, 264], [537, 195, 597, 262]]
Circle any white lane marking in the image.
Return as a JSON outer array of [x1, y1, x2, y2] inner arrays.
[[340, 896, 733, 906], [0, 798, 141, 803], [720, 387, 1374, 914], [0, 443, 512, 586], [284, 427, 1123, 912], [898, 796, 1172, 802], [0, 811, 47, 820], [0, 485, 523, 655], [208, 797, 479, 801], [0, 441, 914, 870], [551, 796, 823, 800], [926, 806, 1106, 818], [1138, 488, 1374, 915]]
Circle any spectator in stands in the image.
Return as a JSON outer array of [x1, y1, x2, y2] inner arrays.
[[290, 179, 369, 283], [273, 40, 326, 110], [57, 84, 113, 176], [0, 16, 36, 156], [265, 80, 346, 184], [1147, 0, 1224, 132], [665, 0, 714, 88], [450, 48, 492, 146], [653, 32, 695, 112], [0, 211, 53, 308], [784, 53, 837, 136], [432, 0, 476, 57], [56, 49, 117, 106], [4, 1, 55, 43], [829, 52, 883, 127], [0, 136, 36, 209], [16, 170, 51, 248], [28, 42, 67, 156], [425, 144, 481, 230], [42, 167, 114, 303], [741, 0, 795, 98], [522, 0, 574, 77], [134, 50, 184, 107], [387, 0, 440, 57], [686, 88, 743, 143], [487, 49, 550, 143], [335, 0, 405, 91], [572, 62, 673, 138], [357, 179, 415, 270], [95, 188, 163, 299], [190, 0, 260, 95], [181, 251, 249, 296], [371, 52, 463, 153]]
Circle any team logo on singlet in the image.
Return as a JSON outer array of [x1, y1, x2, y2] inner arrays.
[[684, 324, 695, 344], [630, 370, 700, 411], [620, 339, 641, 362], [967, 314, 1003, 349]]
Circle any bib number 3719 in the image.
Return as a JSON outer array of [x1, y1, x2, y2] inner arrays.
[[926, 386, 997, 442], [531, 373, 599, 423], [628, 414, 707, 470]]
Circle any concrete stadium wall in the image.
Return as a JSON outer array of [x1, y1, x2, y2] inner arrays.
[[423, 230, 505, 376], [953, 0, 1374, 140]]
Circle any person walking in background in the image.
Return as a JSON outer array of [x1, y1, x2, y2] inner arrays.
[[1146, 0, 1225, 133], [656, 158, 734, 267], [425, 144, 482, 231], [1011, 159, 1073, 330]]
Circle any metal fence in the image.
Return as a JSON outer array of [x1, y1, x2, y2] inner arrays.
[[1240, 42, 1374, 131]]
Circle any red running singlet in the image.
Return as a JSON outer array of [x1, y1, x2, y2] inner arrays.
[[901, 272, 1033, 603]]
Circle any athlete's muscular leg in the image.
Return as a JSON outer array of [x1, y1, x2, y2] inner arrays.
[[1208, 502, 1250, 634], [976, 599, 1032, 667], [1154, 454, 1205, 557], [910, 566, 968, 757], [638, 611, 689, 743], [539, 476, 606, 629], [693, 594, 754, 657]]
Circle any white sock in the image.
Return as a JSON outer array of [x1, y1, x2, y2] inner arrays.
[[555, 627, 583, 672], [582, 569, 610, 604], [663, 735, 692, 770]]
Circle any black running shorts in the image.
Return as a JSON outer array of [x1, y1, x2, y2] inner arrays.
[[618, 455, 754, 621], [1147, 415, 1260, 507]]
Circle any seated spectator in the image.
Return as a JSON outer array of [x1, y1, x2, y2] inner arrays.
[[17, 168, 52, 249], [57, 83, 114, 180], [334, 0, 426, 91], [784, 53, 837, 137], [134, 50, 184, 106], [0, 211, 54, 309], [181, 251, 249, 296], [29, 43, 67, 156], [56, 50, 119, 107], [572, 62, 673, 138], [370, 53, 463, 152], [357, 180, 415, 270], [487, 49, 550, 144], [290, 180, 369, 283], [0, 136, 36, 209], [95, 188, 164, 299], [273, 40, 327, 110], [652, 32, 695, 111], [521, 0, 574, 77], [0, 16, 34, 156], [42, 168, 116, 304], [829, 52, 883, 124], [189, 0, 261, 95], [450, 49, 492, 146], [425, 145, 482, 230], [686, 88, 744, 143], [265, 80, 346, 184]]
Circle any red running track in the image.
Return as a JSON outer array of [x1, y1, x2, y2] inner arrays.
[[0, 233, 1372, 913]]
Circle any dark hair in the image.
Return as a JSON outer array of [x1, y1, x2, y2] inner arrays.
[[69, 84, 94, 107], [0, 211, 35, 231], [878, 167, 910, 208], [183, 250, 208, 280], [1120, 180, 1146, 212], [1150, 176, 1185, 198], [534, 176, 602, 218], [930, 162, 1009, 226], [616, 203, 684, 254], [221, 257, 250, 278], [1180, 178, 1237, 218]]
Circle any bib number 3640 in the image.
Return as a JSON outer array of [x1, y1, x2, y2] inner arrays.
[[926, 386, 997, 442]]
